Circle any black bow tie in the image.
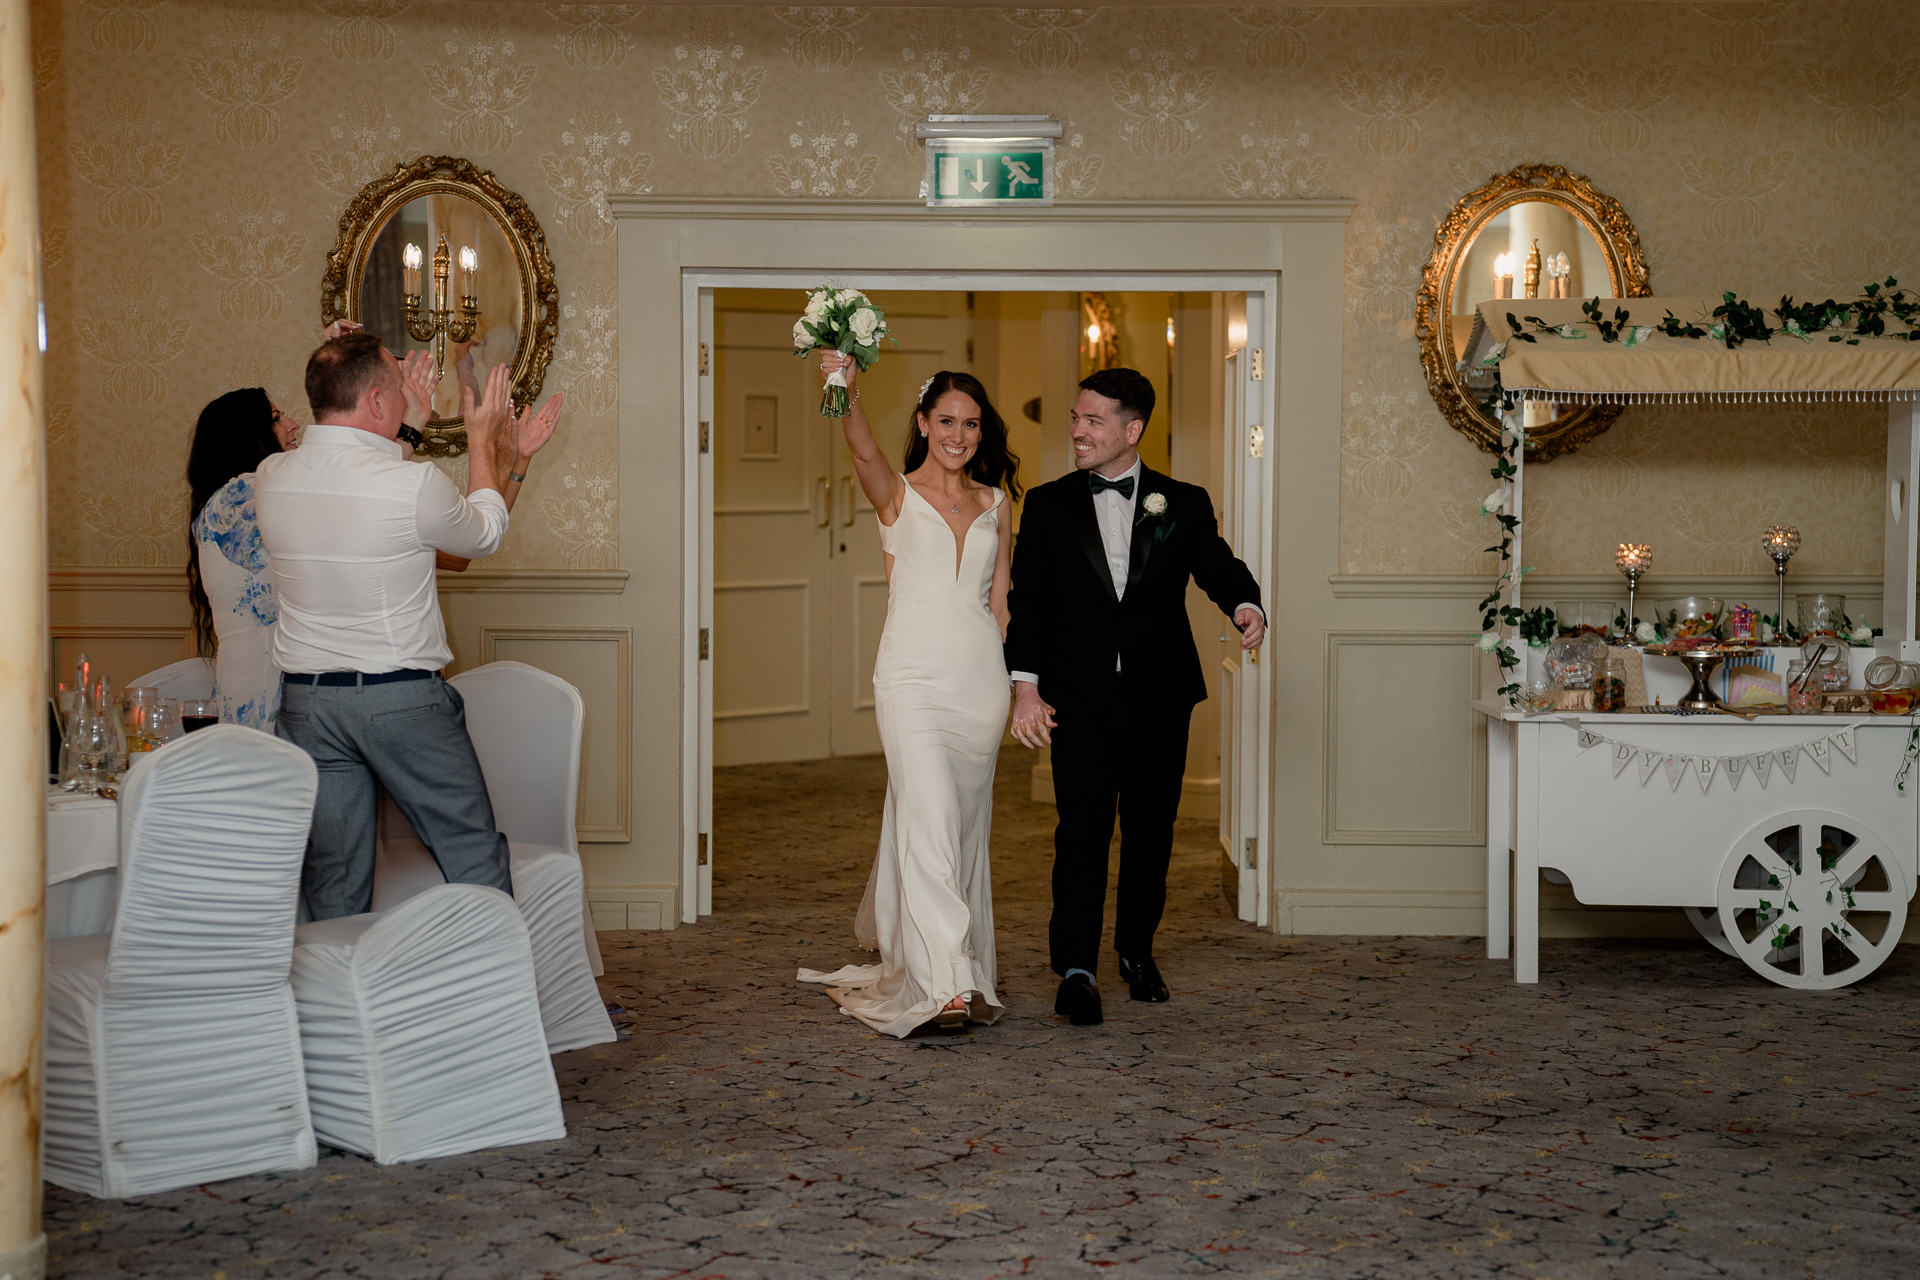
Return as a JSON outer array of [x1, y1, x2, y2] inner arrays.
[[1089, 472, 1135, 500]]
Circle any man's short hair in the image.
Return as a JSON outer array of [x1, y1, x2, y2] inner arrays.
[[1079, 367, 1155, 431], [306, 332, 395, 419]]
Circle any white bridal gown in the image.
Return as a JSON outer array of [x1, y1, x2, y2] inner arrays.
[[798, 477, 1009, 1036]]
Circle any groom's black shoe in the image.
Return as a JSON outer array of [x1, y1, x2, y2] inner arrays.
[[1054, 973, 1103, 1026], [1118, 955, 1169, 1003]]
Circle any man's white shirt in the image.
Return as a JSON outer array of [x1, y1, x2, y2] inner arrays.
[[1011, 459, 1260, 688], [254, 422, 509, 674]]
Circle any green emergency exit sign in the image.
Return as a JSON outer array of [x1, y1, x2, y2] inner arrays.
[[930, 150, 1048, 205]]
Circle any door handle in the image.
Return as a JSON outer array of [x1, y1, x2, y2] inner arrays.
[[841, 477, 857, 527], [817, 476, 830, 527]]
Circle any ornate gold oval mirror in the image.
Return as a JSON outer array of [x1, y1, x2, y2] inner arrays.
[[1416, 164, 1650, 462], [321, 156, 557, 457]]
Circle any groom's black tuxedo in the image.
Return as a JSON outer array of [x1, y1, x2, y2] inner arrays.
[[1005, 464, 1261, 979]]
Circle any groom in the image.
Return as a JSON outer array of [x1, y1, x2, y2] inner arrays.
[[1006, 368, 1265, 1026]]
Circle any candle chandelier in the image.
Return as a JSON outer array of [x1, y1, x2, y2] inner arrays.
[[403, 234, 480, 383]]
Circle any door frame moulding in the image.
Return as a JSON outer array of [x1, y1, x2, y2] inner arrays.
[[612, 196, 1354, 926]]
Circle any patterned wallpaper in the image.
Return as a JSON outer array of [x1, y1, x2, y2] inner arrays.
[[32, 0, 1920, 577]]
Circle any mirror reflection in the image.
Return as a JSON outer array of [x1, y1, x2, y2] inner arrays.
[[1449, 200, 1610, 363], [357, 195, 523, 421]]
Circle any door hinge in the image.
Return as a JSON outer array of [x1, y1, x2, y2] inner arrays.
[[1248, 423, 1264, 458], [697, 833, 709, 866], [698, 342, 709, 376], [698, 627, 710, 660], [1249, 348, 1264, 381], [699, 421, 710, 454], [1244, 837, 1258, 869]]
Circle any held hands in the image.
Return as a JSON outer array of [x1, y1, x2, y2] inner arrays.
[[1234, 606, 1266, 651], [818, 348, 859, 389], [1009, 682, 1057, 750]]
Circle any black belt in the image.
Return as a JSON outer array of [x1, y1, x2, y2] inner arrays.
[[283, 670, 435, 687]]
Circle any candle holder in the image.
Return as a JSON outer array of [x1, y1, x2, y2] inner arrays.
[[1494, 252, 1514, 300], [403, 233, 480, 387], [1762, 525, 1800, 634], [1615, 542, 1651, 636], [1523, 239, 1541, 300]]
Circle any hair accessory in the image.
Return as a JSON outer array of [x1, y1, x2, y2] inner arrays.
[[919, 375, 936, 401]]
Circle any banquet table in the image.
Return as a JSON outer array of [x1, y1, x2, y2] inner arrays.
[[46, 786, 119, 940]]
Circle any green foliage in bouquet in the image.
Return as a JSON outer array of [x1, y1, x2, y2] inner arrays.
[[793, 286, 898, 417]]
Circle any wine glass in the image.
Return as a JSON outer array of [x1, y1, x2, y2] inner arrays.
[[181, 699, 219, 733], [68, 705, 113, 796]]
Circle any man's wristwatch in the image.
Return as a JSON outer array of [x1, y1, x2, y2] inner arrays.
[[396, 424, 424, 449]]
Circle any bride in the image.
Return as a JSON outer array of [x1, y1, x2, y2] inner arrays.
[[797, 353, 1021, 1036]]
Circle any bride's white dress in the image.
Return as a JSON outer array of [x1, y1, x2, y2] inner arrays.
[[798, 477, 1009, 1036]]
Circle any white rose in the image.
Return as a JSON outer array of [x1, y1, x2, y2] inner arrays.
[[1143, 492, 1168, 516], [792, 318, 813, 348], [1476, 632, 1501, 653], [803, 293, 829, 322], [1634, 621, 1657, 643], [1479, 489, 1505, 516], [849, 307, 880, 344]]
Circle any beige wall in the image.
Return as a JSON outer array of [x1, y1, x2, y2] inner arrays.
[[31, 0, 1920, 932], [33, 0, 1918, 580]]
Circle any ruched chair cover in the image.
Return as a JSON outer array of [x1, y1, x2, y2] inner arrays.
[[289, 884, 565, 1164], [127, 656, 217, 703], [43, 726, 318, 1197], [371, 660, 614, 1053]]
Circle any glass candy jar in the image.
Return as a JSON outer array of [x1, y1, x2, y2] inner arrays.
[[1797, 593, 1847, 640], [1544, 632, 1607, 689]]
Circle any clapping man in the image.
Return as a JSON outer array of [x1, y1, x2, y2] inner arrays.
[[255, 331, 561, 920]]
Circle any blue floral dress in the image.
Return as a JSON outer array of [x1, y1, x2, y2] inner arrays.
[[193, 474, 280, 729]]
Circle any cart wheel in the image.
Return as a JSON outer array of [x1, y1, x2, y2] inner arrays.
[[1715, 810, 1910, 989], [1683, 906, 1737, 955], [1685, 903, 1802, 963]]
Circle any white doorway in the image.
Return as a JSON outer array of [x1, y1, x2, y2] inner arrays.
[[692, 272, 1272, 921]]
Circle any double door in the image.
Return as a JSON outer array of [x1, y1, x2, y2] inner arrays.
[[707, 291, 971, 767]]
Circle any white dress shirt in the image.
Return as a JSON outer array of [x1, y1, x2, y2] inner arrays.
[[1011, 459, 1262, 688], [254, 423, 509, 674]]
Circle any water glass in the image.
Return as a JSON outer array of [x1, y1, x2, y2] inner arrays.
[[147, 698, 179, 746], [68, 705, 113, 795]]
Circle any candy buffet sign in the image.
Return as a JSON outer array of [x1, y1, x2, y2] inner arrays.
[[1569, 724, 1864, 794]]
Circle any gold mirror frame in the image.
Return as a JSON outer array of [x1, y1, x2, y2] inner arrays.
[[320, 155, 558, 458], [1415, 164, 1650, 462]]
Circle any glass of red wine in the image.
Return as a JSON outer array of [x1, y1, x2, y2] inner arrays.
[[181, 699, 219, 734]]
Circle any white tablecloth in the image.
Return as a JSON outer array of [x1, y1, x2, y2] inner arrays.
[[47, 788, 118, 940]]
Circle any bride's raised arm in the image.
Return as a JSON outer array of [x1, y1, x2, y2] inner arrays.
[[820, 350, 903, 525]]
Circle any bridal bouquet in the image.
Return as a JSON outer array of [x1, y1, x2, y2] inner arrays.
[[793, 287, 893, 417]]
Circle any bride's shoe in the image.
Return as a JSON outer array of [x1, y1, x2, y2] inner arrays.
[[934, 996, 970, 1032]]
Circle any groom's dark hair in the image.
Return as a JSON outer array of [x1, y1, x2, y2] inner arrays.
[[1079, 367, 1154, 431]]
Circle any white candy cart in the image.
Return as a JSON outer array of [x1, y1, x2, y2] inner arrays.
[[1473, 296, 1920, 988]]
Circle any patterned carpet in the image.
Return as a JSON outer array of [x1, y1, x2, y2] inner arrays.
[[45, 748, 1920, 1279]]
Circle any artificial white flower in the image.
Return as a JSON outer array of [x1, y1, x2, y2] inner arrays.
[[1480, 488, 1505, 516], [1143, 492, 1168, 516], [1634, 621, 1657, 643], [1760, 621, 1775, 643], [1850, 623, 1874, 644], [849, 307, 880, 344], [1476, 632, 1502, 653]]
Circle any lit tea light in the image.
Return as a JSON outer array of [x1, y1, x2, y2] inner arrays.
[[1615, 543, 1651, 636], [1763, 525, 1800, 633]]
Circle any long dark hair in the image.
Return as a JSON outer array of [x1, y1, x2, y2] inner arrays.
[[185, 388, 280, 657], [900, 370, 1022, 501]]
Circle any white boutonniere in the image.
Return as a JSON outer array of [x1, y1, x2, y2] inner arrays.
[[1136, 489, 1175, 543]]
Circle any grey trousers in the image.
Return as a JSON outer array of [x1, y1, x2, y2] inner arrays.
[[276, 674, 511, 921]]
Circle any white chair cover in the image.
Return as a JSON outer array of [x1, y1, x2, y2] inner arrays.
[[290, 884, 565, 1164], [127, 656, 216, 702], [43, 726, 318, 1197], [371, 661, 614, 1053]]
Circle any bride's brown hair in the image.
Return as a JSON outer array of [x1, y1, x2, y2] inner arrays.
[[902, 371, 1023, 502]]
